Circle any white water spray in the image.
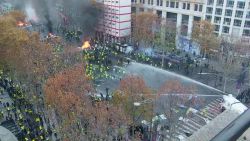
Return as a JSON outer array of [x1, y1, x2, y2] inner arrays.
[[129, 62, 226, 94]]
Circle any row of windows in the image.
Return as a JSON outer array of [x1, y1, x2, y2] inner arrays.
[[207, 0, 247, 9], [105, 0, 119, 3], [135, 0, 203, 12], [214, 25, 250, 36], [206, 15, 250, 28], [105, 28, 120, 35], [206, 7, 246, 18], [104, 15, 119, 19]]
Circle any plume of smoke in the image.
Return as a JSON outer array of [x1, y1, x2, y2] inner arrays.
[[9, 0, 103, 35], [25, 4, 39, 23]]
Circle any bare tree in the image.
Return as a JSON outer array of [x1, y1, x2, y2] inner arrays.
[[157, 80, 196, 140]]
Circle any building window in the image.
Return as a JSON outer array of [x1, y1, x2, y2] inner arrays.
[[223, 26, 229, 33], [215, 25, 220, 31], [132, 7, 136, 13], [194, 4, 198, 11], [214, 17, 221, 24], [183, 3, 186, 9], [187, 3, 190, 10], [148, 0, 150, 4], [176, 2, 179, 8], [246, 11, 250, 19], [160, 0, 163, 6], [237, 1, 245, 9], [194, 16, 201, 21], [234, 19, 242, 26], [217, 0, 224, 6], [226, 0, 234, 7], [151, 0, 153, 5], [225, 9, 232, 16], [166, 1, 169, 7], [224, 18, 231, 25], [206, 7, 213, 14], [244, 21, 250, 28], [215, 8, 222, 15], [235, 10, 243, 18], [170, 1, 175, 8], [243, 30, 250, 36], [199, 5, 203, 11], [206, 15, 212, 21], [207, 0, 214, 5]]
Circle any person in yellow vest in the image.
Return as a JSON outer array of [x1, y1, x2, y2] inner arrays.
[[202, 109, 208, 117]]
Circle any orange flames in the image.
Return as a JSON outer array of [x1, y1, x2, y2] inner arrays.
[[17, 21, 25, 26], [48, 33, 54, 38], [82, 41, 91, 49], [17, 21, 29, 27]]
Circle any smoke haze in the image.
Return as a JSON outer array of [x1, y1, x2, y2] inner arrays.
[[9, 0, 102, 34]]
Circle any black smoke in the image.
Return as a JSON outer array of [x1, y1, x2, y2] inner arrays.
[[44, 14, 53, 33], [10, 0, 103, 35]]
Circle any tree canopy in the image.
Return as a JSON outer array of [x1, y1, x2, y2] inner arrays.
[[192, 20, 220, 56], [132, 12, 158, 47]]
